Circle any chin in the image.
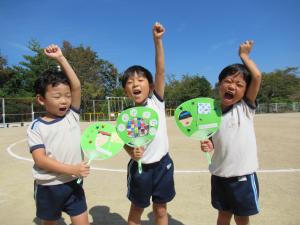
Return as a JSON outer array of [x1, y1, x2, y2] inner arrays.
[[222, 99, 234, 107], [133, 96, 147, 105], [56, 111, 67, 117], [223, 98, 240, 106]]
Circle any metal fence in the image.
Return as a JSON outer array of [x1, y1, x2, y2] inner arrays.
[[1, 97, 300, 127], [256, 102, 300, 113]]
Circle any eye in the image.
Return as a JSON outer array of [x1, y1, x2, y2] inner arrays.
[[224, 79, 232, 84], [237, 82, 245, 88]]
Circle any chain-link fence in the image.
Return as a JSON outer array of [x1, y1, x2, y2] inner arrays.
[[0, 98, 45, 127], [256, 102, 300, 113], [1, 97, 300, 127]]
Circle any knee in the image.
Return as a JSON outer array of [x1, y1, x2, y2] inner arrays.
[[153, 204, 167, 219], [129, 204, 144, 218], [217, 211, 232, 225], [234, 215, 250, 225]]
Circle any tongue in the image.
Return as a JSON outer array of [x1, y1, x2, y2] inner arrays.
[[224, 93, 233, 99]]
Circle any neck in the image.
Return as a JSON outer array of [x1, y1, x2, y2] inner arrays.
[[42, 112, 64, 121]]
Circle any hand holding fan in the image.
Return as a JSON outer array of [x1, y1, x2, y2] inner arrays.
[[116, 106, 159, 174], [77, 122, 124, 183], [174, 97, 222, 164]]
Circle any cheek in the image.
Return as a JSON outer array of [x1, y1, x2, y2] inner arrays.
[[124, 87, 131, 96], [218, 86, 226, 95], [238, 87, 246, 94]]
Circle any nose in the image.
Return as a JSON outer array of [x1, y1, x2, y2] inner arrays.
[[60, 96, 68, 104], [228, 83, 236, 90], [132, 80, 139, 87]]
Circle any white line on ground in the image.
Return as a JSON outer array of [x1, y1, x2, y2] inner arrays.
[[6, 139, 300, 173]]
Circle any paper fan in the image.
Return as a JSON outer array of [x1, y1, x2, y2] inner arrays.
[[116, 106, 159, 173], [174, 97, 221, 163]]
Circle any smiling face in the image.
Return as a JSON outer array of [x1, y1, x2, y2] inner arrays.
[[219, 72, 247, 110], [37, 83, 72, 119], [124, 72, 152, 105]]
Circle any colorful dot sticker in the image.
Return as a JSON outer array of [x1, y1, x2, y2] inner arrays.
[[116, 106, 159, 147]]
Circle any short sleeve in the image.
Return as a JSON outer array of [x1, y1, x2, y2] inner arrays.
[[69, 106, 80, 122], [27, 124, 45, 153], [241, 99, 256, 119], [150, 91, 165, 111]]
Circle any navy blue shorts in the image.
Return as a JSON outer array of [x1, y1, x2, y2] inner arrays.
[[211, 173, 260, 216], [127, 153, 176, 208], [34, 179, 87, 221]]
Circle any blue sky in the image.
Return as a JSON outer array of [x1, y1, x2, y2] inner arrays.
[[0, 0, 299, 85]]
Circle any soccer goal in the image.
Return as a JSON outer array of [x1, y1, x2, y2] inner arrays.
[[106, 96, 133, 120]]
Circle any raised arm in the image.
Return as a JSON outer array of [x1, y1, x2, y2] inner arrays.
[[44, 44, 81, 110], [153, 22, 165, 99], [239, 40, 262, 105]]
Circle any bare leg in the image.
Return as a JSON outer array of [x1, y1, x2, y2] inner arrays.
[[217, 210, 232, 225], [70, 210, 89, 225], [128, 203, 144, 225], [234, 215, 250, 225], [153, 203, 168, 225]]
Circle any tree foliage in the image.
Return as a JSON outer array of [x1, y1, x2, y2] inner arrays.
[[165, 74, 212, 107], [0, 40, 121, 109], [257, 67, 300, 103], [1, 41, 300, 110]]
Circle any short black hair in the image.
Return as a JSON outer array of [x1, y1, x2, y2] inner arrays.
[[34, 69, 70, 97], [218, 63, 251, 86], [121, 65, 153, 88]]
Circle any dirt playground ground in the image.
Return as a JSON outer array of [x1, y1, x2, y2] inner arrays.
[[1, 113, 300, 225]]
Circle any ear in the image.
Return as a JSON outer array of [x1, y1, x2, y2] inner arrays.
[[149, 83, 155, 92], [123, 88, 129, 97], [36, 94, 45, 106]]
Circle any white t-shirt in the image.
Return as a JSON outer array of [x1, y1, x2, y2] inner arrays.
[[141, 91, 169, 164], [27, 108, 83, 185], [209, 99, 259, 177]]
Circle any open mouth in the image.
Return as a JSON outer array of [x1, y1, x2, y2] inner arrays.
[[59, 107, 67, 112], [224, 92, 234, 100], [133, 90, 142, 96]]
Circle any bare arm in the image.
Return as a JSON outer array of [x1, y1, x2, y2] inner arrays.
[[153, 22, 165, 99], [44, 44, 81, 110], [239, 40, 262, 105], [32, 148, 89, 177]]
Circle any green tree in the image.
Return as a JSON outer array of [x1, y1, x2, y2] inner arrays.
[[0, 54, 24, 97], [165, 74, 212, 108], [12, 40, 56, 97], [61, 41, 120, 111], [2, 40, 121, 110], [257, 67, 300, 104]]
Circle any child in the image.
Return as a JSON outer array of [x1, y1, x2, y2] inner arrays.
[[200, 40, 262, 225], [27, 45, 90, 225], [121, 22, 175, 225]]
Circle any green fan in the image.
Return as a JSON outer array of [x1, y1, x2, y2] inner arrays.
[[77, 122, 124, 183], [116, 106, 159, 174], [174, 97, 222, 164]]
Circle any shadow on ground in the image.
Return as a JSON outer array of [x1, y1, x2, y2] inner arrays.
[[89, 205, 184, 225], [33, 205, 184, 225], [33, 217, 68, 225]]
